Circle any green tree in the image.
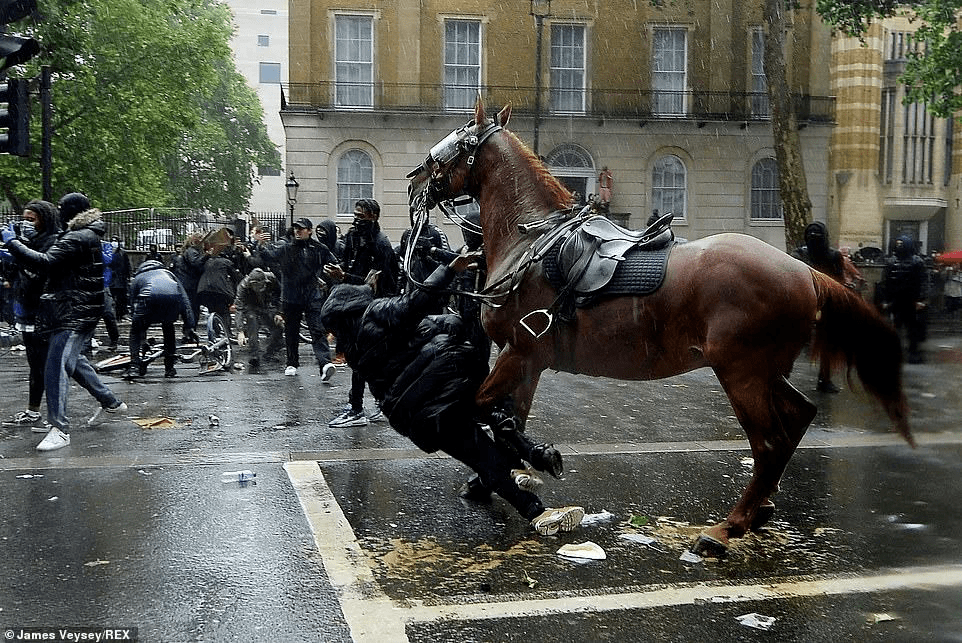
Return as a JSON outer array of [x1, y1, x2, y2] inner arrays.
[[816, 0, 962, 119], [0, 0, 278, 213]]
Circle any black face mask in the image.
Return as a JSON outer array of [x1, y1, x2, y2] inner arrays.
[[353, 219, 375, 237]]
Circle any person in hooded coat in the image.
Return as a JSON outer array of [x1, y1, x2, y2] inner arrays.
[[1, 200, 61, 429], [792, 221, 846, 392], [126, 259, 196, 378], [320, 252, 584, 536], [2, 193, 127, 451], [881, 235, 929, 363]]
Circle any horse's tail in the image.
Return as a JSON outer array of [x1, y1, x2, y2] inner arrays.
[[810, 269, 915, 447]]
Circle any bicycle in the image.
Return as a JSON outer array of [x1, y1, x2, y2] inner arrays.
[[94, 312, 234, 375]]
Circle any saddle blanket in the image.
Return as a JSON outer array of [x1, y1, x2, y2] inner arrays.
[[542, 238, 676, 307]]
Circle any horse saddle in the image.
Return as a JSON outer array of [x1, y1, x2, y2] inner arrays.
[[557, 214, 675, 294]]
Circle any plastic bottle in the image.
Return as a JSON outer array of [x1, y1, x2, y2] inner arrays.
[[221, 470, 256, 483]]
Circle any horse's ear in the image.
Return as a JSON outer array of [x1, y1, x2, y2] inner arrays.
[[474, 94, 486, 124], [496, 104, 511, 127]]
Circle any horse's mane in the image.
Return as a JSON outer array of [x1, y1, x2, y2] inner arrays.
[[499, 127, 573, 212]]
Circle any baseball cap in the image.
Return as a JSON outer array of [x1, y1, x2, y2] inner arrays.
[[293, 217, 313, 230]]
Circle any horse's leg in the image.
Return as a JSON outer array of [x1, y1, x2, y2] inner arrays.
[[475, 343, 543, 424], [693, 373, 816, 557]]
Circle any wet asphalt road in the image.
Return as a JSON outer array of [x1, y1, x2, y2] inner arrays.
[[0, 326, 961, 642]]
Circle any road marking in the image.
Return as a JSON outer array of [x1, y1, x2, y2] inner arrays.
[[285, 460, 962, 641]]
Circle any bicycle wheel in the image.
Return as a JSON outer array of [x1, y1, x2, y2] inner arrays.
[[201, 312, 233, 373]]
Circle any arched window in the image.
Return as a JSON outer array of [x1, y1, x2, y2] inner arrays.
[[750, 158, 782, 220], [545, 144, 594, 207], [652, 155, 686, 219], [336, 149, 374, 216]]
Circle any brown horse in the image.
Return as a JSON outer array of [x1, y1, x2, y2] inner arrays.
[[408, 98, 913, 556]]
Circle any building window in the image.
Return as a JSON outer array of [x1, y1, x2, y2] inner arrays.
[[750, 158, 782, 220], [443, 19, 481, 111], [550, 24, 585, 113], [259, 62, 280, 84], [652, 155, 686, 219], [751, 29, 769, 118], [903, 100, 935, 185], [652, 27, 687, 116], [260, 9, 277, 15], [257, 35, 270, 47], [879, 87, 896, 183], [945, 117, 953, 187], [335, 14, 374, 108], [545, 144, 593, 207], [258, 165, 282, 177], [336, 150, 374, 216]]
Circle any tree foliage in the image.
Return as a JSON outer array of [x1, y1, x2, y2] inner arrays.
[[816, 0, 962, 118], [0, 0, 279, 213]]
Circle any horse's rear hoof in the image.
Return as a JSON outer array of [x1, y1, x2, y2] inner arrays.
[[751, 501, 776, 532], [691, 534, 728, 558]]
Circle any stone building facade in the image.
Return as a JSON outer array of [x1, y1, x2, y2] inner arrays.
[[283, 0, 835, 248]]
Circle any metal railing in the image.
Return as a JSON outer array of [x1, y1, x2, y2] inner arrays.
[[284, 82, 836, 124]]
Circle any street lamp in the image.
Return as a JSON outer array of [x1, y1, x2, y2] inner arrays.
[[530, 0, 551, 156], [285, 170, 299, 228]]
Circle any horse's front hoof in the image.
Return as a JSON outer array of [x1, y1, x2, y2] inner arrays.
[[691, 533, 728, 558], [751, 500, 776, 532]]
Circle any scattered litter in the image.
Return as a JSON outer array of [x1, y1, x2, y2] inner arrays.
[[868, 612, 899, 624], [580, 510, 616, 526], [137, 469, 152, 476], [48, 496, 58, 501], [83, 559, 110, 567], [695, 595, 741, 604], [521, 569, 538, 589], [208, 415, 220, 427], [132, 416, 178, 429], [679, 550, 703, 564], [920, 392, 936, 399], [895, 523, 926, 530], [740, 456, 754, 469], [557, 541, 606, 560], [620, 533, 657, 545], [16, 474, 43, 479], [735, 613, 776, 630], [629, 514, 649, 527]]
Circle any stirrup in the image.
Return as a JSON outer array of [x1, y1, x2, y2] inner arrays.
[[520, 309, 553, 338]]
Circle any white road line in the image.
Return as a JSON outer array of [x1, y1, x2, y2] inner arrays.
[[286, 460, 962, 641]]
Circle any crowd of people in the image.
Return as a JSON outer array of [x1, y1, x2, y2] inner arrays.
[[0, 194, 585, 536]]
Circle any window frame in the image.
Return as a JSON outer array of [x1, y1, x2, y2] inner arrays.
[[651, 154, 687, 222], [442, 18, 483, 112], [334, 13, 375, 109], [336, 149, 375, 216], [750, 157, 783, 221], [549, 22, 587, 114], [258, 62, 281, 84], [651, 26, 688, 116]]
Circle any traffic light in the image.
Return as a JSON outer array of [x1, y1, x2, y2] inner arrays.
[[0, 77, 29, 156]]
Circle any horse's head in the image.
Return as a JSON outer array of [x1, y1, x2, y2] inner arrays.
[[407, 99, 512, 211]]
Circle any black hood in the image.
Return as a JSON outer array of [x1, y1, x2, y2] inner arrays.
[[23, 199, 60, 236], [894, 235, 915, 260], [57, 192, 91, 228], [320, 284, 374, 353], [316, 219, 338, 252], [804, 221, 829, 256]]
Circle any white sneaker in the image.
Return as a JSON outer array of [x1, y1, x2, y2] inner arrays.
[[511, 468, 544, 492], [87, 402, 128, 427], [37, 427, 70, 451], [321, 363, 336, 382], [531, 506, 584, 536], [368, 407, 385, 423], [328, 410, 368, 427], [284, 365, 297, 376]]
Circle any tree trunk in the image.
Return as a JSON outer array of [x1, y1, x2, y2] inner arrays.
[[764, 0, 812, 252]]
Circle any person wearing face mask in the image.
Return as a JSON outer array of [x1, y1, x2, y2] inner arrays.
[[881, 235, 929, 364], [1, 200, 61, 430], [2, 192, 127, 451], [323, 199, 399, 427], [107, 236, 131, 320]]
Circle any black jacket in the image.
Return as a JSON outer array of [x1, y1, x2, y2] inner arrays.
[[340, 222, 400, 297], [10, 208, 61, 329], [171, 245, 208, 296], [258, 237, 336, 306], [129, 260, 195, 327], [321, 265, 489, 452], [6, 208, 107, 333]]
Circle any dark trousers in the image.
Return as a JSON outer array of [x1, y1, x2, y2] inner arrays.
[[110, 286, 128, 320], [418, 404, 544, 521], [23, 330, 49, 410], [282, 301, 330, 369], [129, 318, 177, 371]]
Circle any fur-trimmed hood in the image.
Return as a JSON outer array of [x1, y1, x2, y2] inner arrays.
[[66, 208, 106, 235]]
